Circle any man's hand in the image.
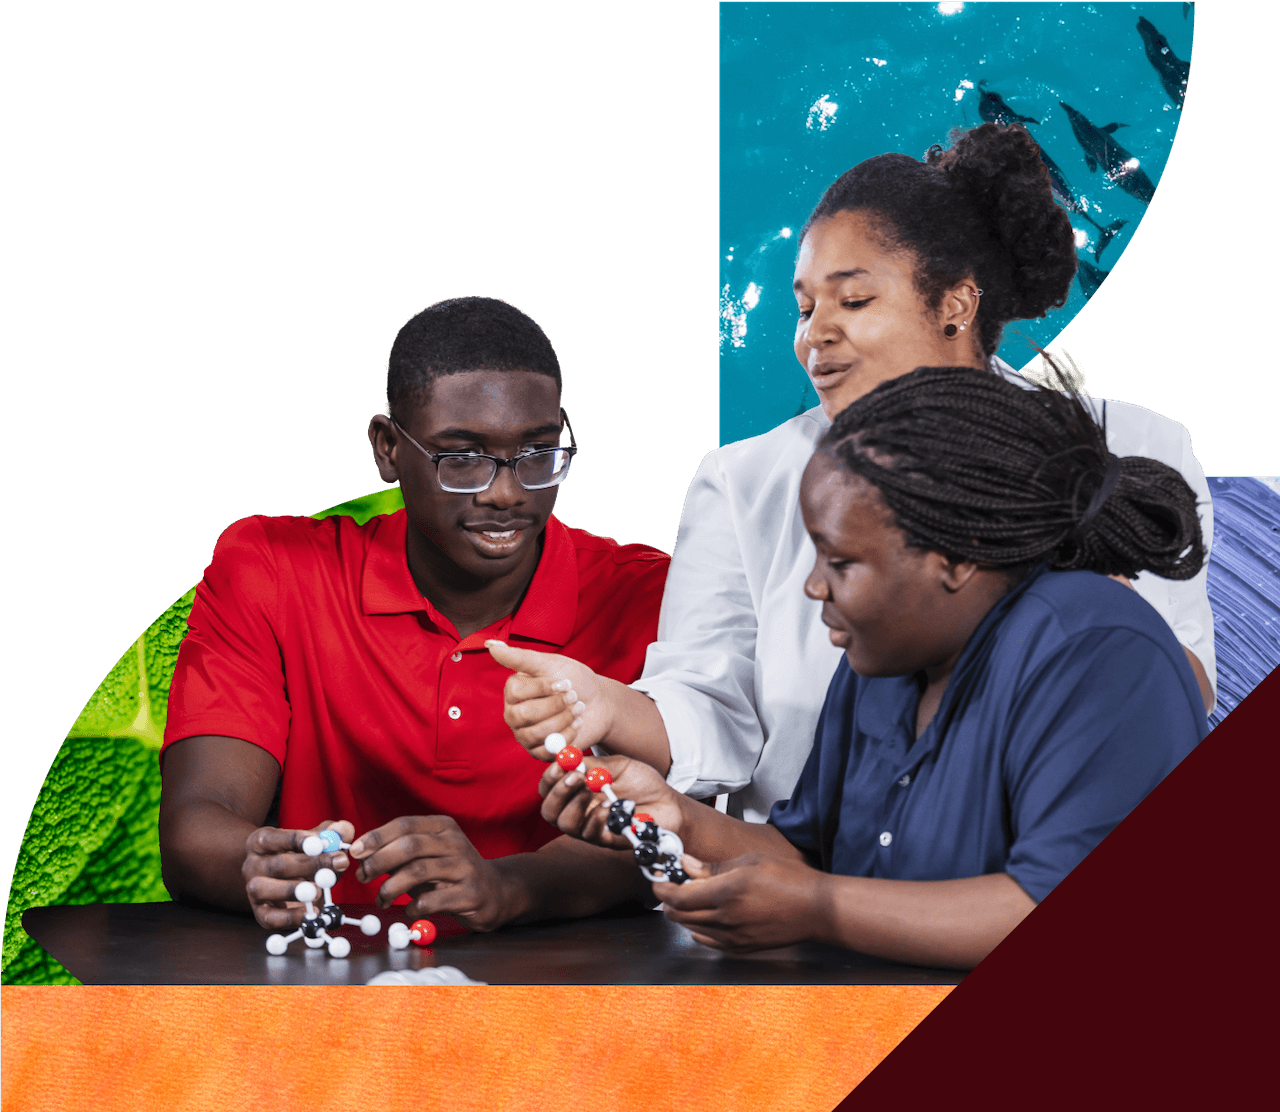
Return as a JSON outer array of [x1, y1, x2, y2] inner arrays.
[[487, 640, 611, 759], [348, 816, 513, 933], [539, 755, 687, 848], [242, 819, 354, 929], [656, 852, 828, 953]]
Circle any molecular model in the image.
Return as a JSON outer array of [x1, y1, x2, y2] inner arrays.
[[387, 918, 438, 949], [544, 734, 689, 885], [264, 831, 384, 956]]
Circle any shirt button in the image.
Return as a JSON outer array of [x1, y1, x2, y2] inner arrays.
[[451, 651, 462, 662], [447, 706, 461, 720], [898, 774, 911, 787], [879, 831, 893, 847]]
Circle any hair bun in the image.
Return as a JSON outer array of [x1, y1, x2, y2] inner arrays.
[[929, 124, 1076, 322]]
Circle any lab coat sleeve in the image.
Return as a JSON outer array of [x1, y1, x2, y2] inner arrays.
[[631, 449, 768, 798]]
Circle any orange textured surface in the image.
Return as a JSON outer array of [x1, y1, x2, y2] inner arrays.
[[2, 985, 950, 1111]]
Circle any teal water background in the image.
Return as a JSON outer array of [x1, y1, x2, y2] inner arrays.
[[720, 1, 1192, 445]]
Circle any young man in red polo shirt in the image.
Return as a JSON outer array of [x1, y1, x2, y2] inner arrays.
[[158, 297, 668, 934]]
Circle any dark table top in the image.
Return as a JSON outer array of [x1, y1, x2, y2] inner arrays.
[[23, 901, 966, 986]]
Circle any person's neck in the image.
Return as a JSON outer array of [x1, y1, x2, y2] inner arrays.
[[405, 530, 545, 640], [914, 655, 962, 740], [912, 571, 1015, 738]]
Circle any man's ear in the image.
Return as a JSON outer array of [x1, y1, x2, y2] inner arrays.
[[368, 416, 401, 484]]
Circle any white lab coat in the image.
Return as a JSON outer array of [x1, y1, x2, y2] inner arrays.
[[633, 362, 1215, 822]]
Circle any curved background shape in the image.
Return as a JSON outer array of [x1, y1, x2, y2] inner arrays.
[[1, 488, 403, 984], [721, 1, 1192, 443]]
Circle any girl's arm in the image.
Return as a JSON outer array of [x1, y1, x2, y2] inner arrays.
[[659, 857, 1034, 969], [540, 755, 1034, 969], [537, 755, 801, 862]]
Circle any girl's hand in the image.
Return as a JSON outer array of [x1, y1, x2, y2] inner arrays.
[[656, 851, 828, 953], [539, 755, 685, 848], [487, 641, 612, 760]]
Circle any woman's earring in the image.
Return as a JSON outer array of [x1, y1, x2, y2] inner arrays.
[[944, 324, 958, 338], [959, 321, 967, 332]]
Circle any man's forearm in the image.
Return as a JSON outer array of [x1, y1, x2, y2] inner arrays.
[[158, 798, 257, 914], [492, 836, 655, 926], [816, 871, 1036, 969]]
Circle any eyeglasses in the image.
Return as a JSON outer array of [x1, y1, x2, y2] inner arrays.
[[391, 409, 577, 494]]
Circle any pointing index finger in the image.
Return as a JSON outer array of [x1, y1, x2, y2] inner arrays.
[[486, 640, 567, 678]]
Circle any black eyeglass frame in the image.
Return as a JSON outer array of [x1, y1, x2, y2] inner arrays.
[[390, 408, 577, 494]]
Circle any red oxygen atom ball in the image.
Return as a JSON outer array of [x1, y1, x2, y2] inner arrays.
[[584, 766, 613, 792], [556, 745, 584, 771], [634, 812, 655, 823], [410, 919, 437, 946]]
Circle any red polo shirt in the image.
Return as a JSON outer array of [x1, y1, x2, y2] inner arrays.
[[162, 510, 669, 903]]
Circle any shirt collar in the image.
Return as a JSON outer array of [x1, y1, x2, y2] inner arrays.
[[853, 671, 918, 745], [507, 515, 578, 647], [852, 564, 1051, 754], [360, 510, 577, 647]]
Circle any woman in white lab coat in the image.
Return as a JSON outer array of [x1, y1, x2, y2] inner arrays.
[[489, 123, 1214, 822]]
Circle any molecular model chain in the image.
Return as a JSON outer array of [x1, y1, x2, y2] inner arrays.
[[543, 733, 690, 885], [264, 738, 688, 960], [264, 828, 437, 957]]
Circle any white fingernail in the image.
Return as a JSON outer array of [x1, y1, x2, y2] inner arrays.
[[551, 679, 571, 692], [572, 701, 586, 716], [563, 690, 578, 705]]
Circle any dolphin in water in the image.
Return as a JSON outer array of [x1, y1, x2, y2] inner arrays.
[[978, 82, 1039, 126], [1059, 102, 1156, 205], [1137, 17, 1190, 108], [1039, 149, 1128, 263], [1077, 260, 1109, 300]]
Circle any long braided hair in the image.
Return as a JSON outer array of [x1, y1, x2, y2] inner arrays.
[[820, 365, 1204, 581]]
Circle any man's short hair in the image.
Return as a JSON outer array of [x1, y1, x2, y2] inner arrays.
[[388, 297, 562, 422]]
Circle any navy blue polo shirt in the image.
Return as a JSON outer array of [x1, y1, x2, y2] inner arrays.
[[770, 567, 1207, 903]]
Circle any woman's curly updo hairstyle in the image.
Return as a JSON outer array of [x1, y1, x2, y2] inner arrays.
[[819, 364, 1204, 582], [802, 124, 1077, 359]]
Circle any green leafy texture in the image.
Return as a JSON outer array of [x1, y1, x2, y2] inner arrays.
[[313, 486, 405, 525], [2, 737, 150, 982], [69, 644, 140, 736], [144, 587, 197, 733], [3, 493, 399, 983]]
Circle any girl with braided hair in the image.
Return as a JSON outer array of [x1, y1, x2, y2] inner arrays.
[[491, 122, 1213, 835], [536, 365, 1207, 967]]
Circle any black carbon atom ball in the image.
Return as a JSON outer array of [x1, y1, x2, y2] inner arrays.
[[606, 799, 636, 835], [633, 842, 660, 867]]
